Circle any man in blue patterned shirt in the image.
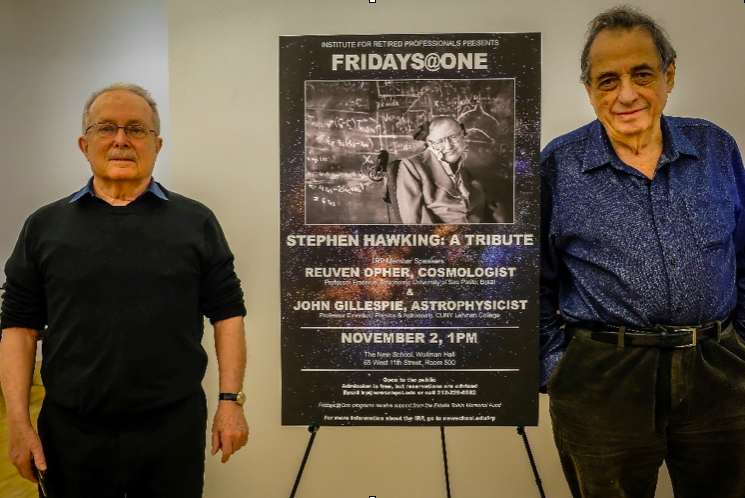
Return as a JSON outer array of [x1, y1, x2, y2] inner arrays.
[[541, 6, 745, 497]]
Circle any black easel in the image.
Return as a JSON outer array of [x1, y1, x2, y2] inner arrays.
[[517, 426, 547, 498], [288, 425, 546, 498], [440, 426, 452, 498], [289, 425, 320, 498]]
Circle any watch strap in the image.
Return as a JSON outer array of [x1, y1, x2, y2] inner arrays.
[[218, 391, 246, 405]]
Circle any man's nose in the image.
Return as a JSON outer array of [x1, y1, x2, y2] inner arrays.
[[442, 138, 457, 151], [112, 127, 131, 145], [617, 78, 639, 104]]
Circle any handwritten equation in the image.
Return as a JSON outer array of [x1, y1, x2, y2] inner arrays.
[[305, 79, 514, 174]]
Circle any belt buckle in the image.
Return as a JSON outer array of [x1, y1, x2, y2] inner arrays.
[[673, 327, 697, 348]]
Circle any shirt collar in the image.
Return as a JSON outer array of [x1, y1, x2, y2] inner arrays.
[[69, 177, 168, 203], [581, 115, 700, 174]]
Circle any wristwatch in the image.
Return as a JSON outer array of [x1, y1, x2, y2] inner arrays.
[[218, 391, 246, 406]]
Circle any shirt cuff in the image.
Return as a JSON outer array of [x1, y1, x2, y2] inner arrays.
[[539, 349, 565, 391]]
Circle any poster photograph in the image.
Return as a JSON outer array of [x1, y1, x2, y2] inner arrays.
[[280, 32, 541, 426], [304, 78, 514, 224]]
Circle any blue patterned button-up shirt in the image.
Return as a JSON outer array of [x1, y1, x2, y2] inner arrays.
[[540, 116, 745, 386]]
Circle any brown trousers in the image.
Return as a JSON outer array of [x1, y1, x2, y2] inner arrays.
[[549, 325, 745, 498]]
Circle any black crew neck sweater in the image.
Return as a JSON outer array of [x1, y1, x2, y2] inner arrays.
[[1, 188, 246, 415]]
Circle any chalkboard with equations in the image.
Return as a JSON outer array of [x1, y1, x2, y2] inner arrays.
[[305, 79, 514, 224]]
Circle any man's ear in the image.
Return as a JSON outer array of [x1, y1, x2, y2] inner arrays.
[[78, 135, 89, 159], [665, 60, 676, 93]]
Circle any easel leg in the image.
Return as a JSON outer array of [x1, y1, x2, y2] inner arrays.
[[440, 426, 452, 498], [516, 426, 546, 498], [289, 425, 320, 498]]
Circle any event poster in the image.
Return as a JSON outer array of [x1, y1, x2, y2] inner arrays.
[[280, 33, 540, 426]]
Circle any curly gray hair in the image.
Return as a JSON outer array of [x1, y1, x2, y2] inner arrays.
[[580, 5, 676, 85]]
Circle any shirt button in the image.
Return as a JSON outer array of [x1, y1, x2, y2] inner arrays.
[[670, 258, 677, 266], [659, 218, 669, 225], [675, 306, 683, 313]]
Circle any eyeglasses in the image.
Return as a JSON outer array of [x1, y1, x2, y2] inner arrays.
[[427, 133, 464, 151], [85, 123, 157, 139]]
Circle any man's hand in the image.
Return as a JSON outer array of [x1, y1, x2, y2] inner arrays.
[[211, 401, 249, 463], [1, 327, 43, 482], [8, 423, 46, 483]]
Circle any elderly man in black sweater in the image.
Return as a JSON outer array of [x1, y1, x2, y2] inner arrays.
[[0, 83, 249, 498]]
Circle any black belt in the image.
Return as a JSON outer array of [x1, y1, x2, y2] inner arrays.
[[576, 316, 731, 348]]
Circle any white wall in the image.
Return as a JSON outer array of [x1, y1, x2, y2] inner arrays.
[[168, 1, 745, 497], [0, 0, 170, 265], [3, 0, 744, 496]]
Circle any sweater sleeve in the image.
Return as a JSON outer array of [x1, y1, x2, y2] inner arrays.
[[199, 212, 247, 324], [1, 216, 47, 334]]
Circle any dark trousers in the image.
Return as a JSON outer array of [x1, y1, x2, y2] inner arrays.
[[548, 324, 745, 498], [37, 390, 208, 498]]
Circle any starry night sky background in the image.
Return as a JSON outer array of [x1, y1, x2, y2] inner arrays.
[[280, 33, 540, 426]]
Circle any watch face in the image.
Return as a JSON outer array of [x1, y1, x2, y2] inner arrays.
[[236, 391, 246, 405]]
